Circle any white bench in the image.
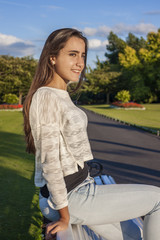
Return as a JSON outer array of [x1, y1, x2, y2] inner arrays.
[[56, 174, 143, 240]]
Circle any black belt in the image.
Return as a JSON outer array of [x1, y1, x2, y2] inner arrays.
[[40, 184, 49, 198]]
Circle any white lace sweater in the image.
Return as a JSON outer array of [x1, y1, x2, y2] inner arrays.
[[29, 87, 93, 210]]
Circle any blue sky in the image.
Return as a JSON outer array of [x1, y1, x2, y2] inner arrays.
[[0, 0, 160, 67]]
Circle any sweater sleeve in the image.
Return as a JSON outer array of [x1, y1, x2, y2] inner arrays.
[[36, 90, 68, 210]]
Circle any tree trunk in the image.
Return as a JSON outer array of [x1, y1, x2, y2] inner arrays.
[[19, 92, 22, 105], [106, 92, 110, 104]]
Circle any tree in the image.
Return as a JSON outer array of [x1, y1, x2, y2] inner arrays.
[[118, 46, 150, 102], [119, 46, 141, 69], [105, 32, 127, 64], [85, 57, 121, 104], [126, 33, 146, 54], [0, 55, 37, 104], [139, 30, 160, 102], [118, 29, 160, 102], [84, 29, 160, 104]]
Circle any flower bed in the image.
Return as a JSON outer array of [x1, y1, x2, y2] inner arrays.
[[0, 104, 23, 110], [111, 101, 145, 109]]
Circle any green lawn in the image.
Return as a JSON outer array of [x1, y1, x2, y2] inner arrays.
[[82, 103, 160, 132], [0, 111, 42, 240]]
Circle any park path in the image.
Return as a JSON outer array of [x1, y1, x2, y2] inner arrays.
[[82, 108, 160, 187]]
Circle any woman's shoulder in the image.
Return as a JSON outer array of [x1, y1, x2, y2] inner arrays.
[[31, 87, 57, 110], [36, 86, 57, 96], [32, 87, 70, 111], [33, 87, 58, 102], [35, 86, 69, 100]]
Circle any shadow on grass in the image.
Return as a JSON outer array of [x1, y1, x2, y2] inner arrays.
[[0, 131, 28, 159], [0, 131, 42, 240], [89, 106, 112, 110]]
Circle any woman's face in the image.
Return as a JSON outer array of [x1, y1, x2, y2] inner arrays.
[[52, 36, 86, 83]]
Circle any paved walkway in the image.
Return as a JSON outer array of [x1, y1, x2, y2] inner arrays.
[[83, 108, 160, 187]]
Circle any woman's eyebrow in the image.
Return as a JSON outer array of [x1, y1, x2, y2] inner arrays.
[[68, 50, 85, 55]]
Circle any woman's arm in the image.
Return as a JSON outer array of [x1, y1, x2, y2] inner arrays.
[[45, 206, 70, 239], [34, 90, 68, 209]]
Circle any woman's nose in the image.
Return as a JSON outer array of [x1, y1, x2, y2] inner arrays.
[[76, 56, 84, 67]]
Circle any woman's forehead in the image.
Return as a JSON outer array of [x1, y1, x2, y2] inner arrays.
[[63, 37, 85, 51]]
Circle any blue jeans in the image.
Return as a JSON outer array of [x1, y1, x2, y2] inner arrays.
[[39, 176, 160, 240]]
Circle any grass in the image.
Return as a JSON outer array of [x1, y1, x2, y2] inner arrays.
[[0, 111, 42, 240], [82, 103, 160, 132]]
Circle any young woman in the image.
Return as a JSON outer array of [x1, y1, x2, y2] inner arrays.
[[23, 28, 160, 240]]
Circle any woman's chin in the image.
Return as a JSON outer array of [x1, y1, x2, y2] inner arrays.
[[69, 78, 80, 83]]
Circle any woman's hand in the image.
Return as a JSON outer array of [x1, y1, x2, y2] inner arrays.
[[45, 218, 69, 240], [45, 206, 70, 239]]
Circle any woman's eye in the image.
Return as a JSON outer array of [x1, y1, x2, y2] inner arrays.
[[69, 53, 76, 57]]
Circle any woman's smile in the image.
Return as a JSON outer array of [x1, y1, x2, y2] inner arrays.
[[71, 69, 81, 74]]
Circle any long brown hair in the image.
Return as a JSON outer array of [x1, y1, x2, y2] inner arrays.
[[23, 28, 88, 154]]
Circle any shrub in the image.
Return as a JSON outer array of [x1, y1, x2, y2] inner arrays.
[[3, 93, 19, 104], [115, 90, 131, 103]]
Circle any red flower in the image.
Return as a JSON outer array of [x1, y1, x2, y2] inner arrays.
[[112, 102, 144, 108], [0, 104, 23, 109]]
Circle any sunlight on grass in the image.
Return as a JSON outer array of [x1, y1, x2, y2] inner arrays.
[[82, 104, 160, 131]]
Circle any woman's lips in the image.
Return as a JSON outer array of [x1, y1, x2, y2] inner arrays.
[[72, 70, 81, 75]]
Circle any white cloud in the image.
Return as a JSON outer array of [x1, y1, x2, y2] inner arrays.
[[88, 39, 109, 50], [83, 27, 97, 36], [113, 23, 157, 35], [83, 23, 157, 37], [0, 33, 23, 46], [97, 25, 112, 36], [134, 23, 157, 34], [0, 33, 35, 56]]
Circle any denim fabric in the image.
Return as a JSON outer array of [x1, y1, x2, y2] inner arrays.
[[39, 176, 160, 240]]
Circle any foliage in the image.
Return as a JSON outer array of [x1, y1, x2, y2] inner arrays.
[[126, 33, 146, 54], [119, 46, 140, 69], [115, 90, 131, 103], [117, 29, 160, 103], [0, 55, 37, 104], [83, 57, 121, 104], [3, 93, 19, 104], [105, 31, 127, 64]]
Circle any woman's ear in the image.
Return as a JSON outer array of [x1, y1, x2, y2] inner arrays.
[[50, 56, 56, 65]]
